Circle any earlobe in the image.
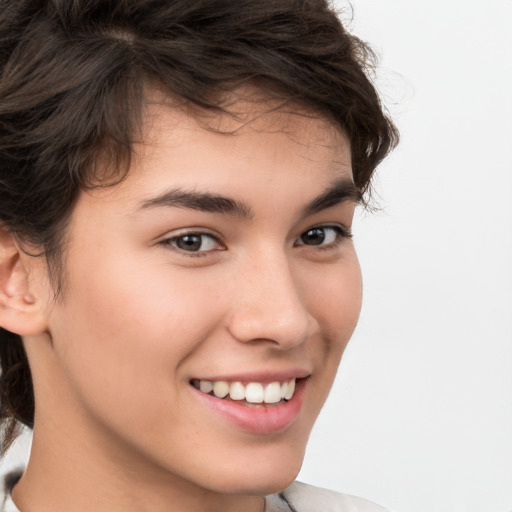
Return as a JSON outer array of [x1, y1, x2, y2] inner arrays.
[[0, 227, 49, 336]]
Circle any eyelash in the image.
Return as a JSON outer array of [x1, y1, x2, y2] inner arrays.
[[159, 224, 352, 257]]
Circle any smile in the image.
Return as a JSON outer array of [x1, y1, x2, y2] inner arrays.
[[190, 376, 308, 434], [191, 378, 296, 405]]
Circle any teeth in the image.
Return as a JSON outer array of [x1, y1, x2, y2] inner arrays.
[[213, 381, 230, 398], [264, 381, 282, 404], [200, 381, 214, 394], [195, 378, 297, 404], [246, 383, 264, 403], [284, 378, 295, 400], [229, 382, 245, 401]]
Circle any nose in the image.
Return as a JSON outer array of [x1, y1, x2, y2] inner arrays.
[[226, 250, 317, 350]]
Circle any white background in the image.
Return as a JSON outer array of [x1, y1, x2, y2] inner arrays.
[[298, 1, 512, 511], [1, 2, 511, 512]]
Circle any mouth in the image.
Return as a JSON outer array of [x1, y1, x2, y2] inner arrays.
[[189, 373, 309, 434], [190, 378, 298, 406]]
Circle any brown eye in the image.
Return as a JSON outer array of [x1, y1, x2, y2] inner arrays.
[[163, 233, 222, 253], [176, 234, 203, 251], [300, 227, 327, 246], [295, 225, 351, 247]]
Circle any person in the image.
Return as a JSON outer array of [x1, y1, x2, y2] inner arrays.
[[0, 0, 398, 510]]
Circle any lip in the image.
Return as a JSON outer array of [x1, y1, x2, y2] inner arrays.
[[190, 376, 308, 435], [194, 369, 311, 385]]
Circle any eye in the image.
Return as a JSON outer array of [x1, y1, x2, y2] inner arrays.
[[161, 232, 223, 253], [295, 225, 351, 247]]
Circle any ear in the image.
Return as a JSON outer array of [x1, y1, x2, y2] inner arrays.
[[0, 227, 49, 336]]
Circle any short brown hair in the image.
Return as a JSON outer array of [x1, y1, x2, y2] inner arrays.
[[0, 0, 398, 448]]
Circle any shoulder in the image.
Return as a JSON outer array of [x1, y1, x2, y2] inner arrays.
[[280, 481, 390, 512]]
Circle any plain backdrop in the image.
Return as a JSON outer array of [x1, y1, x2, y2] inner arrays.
[[1, 2, 511, 512], [297, 1, 512, 511]]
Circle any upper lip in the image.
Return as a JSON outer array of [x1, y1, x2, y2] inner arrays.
[[191, 369, 311, 384]]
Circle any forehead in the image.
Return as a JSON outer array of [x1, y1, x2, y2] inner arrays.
[[87, 90, 353, 213], [136, 88, 351, 171]]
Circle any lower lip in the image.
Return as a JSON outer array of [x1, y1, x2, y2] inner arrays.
[[191, 379, 306, 435]]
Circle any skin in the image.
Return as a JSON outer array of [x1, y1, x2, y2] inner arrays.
[[6, 97, 363, 512]]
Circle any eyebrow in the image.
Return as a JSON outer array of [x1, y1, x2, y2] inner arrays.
[[139, 178, 361, 219], [140, 189, 253, 219], [302, 178, 362, 216]]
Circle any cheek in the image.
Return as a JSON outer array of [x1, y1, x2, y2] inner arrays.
[[48, 255, 225, 421], [65, 253, 222, 348], [304, 254, 362, 399], [307, 254, 363, 341]]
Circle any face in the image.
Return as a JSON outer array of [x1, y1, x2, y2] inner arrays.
[[28, 99, 362, 499]]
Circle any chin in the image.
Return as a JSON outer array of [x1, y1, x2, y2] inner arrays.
[[217, 470, 299, 497], [246, 473, 299, 497], [203, 445, 304, 497]]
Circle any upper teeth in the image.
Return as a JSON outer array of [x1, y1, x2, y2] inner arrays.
[[196, 378, 296, 404]]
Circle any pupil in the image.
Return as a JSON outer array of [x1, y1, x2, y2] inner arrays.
[[302, 228, 325, 245], [177, 234, 202, 251]]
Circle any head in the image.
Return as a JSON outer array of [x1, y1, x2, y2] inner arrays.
[[0, 0, 397, 501]]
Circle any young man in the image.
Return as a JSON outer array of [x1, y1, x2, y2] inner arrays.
[[0, 1, 398, 510]]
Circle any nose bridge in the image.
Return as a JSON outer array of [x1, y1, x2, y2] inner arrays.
[[227, 245, 315, 348]]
